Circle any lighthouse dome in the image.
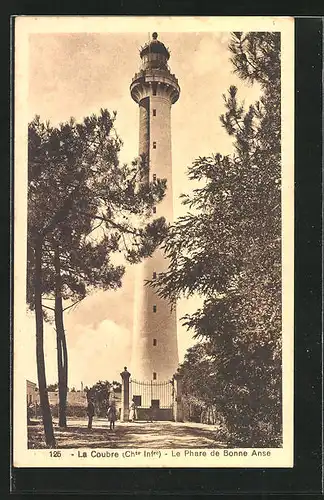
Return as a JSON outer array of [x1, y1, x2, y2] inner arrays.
[[139, 33, 171, 71], [140, 32, 170, 60]]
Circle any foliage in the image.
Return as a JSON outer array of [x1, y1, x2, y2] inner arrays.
[[179, 344, 223, 425], [47, 383, 59, 392], [86, 380, 121, 417], [152, 32, 282, 447], [27, 109, 168, 311], [27, 108, 168, 433], [34, 404, 89, 419], [50, 404, 87, 418], [178, 344, 219, 405]]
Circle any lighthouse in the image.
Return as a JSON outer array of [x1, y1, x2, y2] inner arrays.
[[130, 33, 180, 382]]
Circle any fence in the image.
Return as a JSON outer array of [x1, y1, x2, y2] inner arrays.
[[130, 378, 174, 421]]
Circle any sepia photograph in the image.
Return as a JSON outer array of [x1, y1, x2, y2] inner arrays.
[[14, 16, 294, 467]]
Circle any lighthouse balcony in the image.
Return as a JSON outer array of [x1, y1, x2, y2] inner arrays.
[[130, 70, 180, 104], [131, 68, 179, 86]]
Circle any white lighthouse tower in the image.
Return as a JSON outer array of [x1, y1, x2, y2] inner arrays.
[[130, 33, 180, 382]]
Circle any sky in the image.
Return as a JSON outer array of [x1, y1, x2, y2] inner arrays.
[[25, 30, 261, 389]]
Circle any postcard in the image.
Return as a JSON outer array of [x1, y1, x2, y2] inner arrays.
[[13, 15, 294, 468]]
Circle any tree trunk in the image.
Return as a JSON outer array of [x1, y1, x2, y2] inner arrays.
[[34, 238, 56, 447], [61, 321, 68, 417], [54, 244, 68, 428]]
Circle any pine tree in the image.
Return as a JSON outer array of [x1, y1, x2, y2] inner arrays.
[[28, 109, 167, 441], [85, 380, 121, 417], [178, 343, 220, 423], [152, 32, 282, 446]]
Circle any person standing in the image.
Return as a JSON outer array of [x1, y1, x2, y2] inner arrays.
[[129, 400, 138, 422], [107, 404, 117, 431], [149, 404, 158, 422], [86, 399, 95, 429]]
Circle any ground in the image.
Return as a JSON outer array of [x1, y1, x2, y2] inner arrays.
[[28, 418, 226, 449]]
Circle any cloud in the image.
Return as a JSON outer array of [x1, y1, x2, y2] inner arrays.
[[64, 268, 135, 335], [68, 318, 132, 388], [22, 310, 132, 389], [22, 283, 197, 390]]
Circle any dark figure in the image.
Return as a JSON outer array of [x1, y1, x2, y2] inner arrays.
[[87, 400, 95, 429], [107, 405, 117, 431], [147, 405, 156, 423], [129, 400, 138, 422]]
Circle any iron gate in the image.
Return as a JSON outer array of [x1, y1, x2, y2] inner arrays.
[[130, 378, 174, 421]]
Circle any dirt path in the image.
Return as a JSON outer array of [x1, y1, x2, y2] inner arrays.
[[28, 419, 226, 449]]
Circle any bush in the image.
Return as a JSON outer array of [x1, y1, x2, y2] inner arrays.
[[46, 404, 87, 418]]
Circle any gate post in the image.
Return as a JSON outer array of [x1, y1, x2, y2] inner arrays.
[[120, 367, 131, 422], [173, 370, 184, 422]]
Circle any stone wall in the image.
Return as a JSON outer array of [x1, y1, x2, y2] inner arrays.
[[36, 390, 87, 407]]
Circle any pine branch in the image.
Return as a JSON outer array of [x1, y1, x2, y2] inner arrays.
[[42, 304, 55, 312], [63, 298, 83, 312], [77, 211, 138, 235], [87, 219, 104, 236]]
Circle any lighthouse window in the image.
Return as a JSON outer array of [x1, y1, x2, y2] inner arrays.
[[153, 338, 157, 346], [153, 109, 156, 116], [153, 141, 157, 149], [153, 305, 157, 313], [152, 272, 157, 279], [153, 206, 156, 214], [153, 372, 157, 380]]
